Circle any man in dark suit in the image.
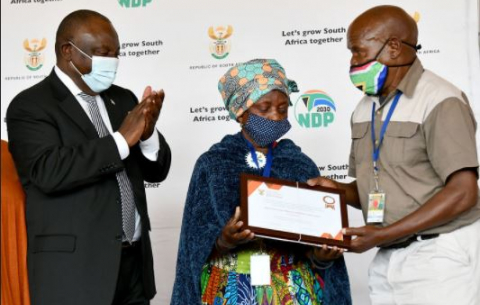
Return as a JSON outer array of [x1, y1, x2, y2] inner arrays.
[[6, 10, 171, 305]]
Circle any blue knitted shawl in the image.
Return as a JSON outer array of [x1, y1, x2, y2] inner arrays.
[[171, 132, 351, 304]]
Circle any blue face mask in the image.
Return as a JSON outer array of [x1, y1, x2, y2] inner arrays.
[[69, 41, 119, 93], [243, 113, 291, 147]]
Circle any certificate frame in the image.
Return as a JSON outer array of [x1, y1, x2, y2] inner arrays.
[[240, 173, 351, 250]]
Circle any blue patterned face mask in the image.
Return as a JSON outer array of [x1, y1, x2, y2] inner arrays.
[[243, 113, 291, 147]]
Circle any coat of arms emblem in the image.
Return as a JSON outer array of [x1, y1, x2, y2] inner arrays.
[[208, 26, 233, 59], [24, 38, 47, 71]]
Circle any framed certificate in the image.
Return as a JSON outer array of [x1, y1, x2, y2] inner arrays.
[[240, 173, 351, 249]]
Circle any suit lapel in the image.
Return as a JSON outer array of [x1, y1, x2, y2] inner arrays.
[[49, 71, 99, 139], [49, 69, 128, 137], [60, 95, 100, 138], [101, 92, 124, 132]]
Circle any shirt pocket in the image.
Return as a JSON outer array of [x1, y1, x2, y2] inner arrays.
[[384, 122, 423, 164], [351, 122, 371, 164]]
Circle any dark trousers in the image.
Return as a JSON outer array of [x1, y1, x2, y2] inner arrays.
[[111, 242, 149, 305]]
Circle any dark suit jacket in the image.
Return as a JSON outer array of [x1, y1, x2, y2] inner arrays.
[[6, 70, 171, 305]]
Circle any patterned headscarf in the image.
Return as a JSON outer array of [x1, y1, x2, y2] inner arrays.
[[218, 59, 298, 119]]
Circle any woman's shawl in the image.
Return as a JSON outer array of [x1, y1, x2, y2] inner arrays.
[[171, 132, 351, 304]]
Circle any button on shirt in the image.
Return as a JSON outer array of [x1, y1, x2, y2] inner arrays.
[[54, 66, 160, 241]]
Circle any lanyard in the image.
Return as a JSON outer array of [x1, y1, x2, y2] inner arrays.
[[244, 138, 274, 178], [371, 92, 402, 188]]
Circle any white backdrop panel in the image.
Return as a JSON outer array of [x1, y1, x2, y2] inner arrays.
[[2, 1, 479, 304]]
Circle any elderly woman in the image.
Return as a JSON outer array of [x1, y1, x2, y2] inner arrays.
[[171, 59, 351, 305]]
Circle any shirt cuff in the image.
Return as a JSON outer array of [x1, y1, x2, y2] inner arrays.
[[308, 252, 335, 270], [112, 132, 130, 160], [139, 131, 160, 161]]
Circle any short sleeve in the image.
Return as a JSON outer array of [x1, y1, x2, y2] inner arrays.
[[424, 97, 479, 182]]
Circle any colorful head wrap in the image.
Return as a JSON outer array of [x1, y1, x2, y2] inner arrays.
[[218, 59, 298, 119]]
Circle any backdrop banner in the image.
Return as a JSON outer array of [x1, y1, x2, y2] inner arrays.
[[2, 1, 479, 304]]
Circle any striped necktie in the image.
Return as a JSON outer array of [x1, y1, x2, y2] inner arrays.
[[79, 92, 136, 243]]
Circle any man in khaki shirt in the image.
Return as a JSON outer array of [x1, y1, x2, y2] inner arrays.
[[309, 5, 480, 305]]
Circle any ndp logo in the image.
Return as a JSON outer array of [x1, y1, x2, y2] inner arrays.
[[294, 90, 336, 128], [118, 0, 153, 8]]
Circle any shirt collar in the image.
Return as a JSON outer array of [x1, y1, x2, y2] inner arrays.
[[54, 65, 83, 97], [378, 58, 424, 106], [396, 57, 424, 98]]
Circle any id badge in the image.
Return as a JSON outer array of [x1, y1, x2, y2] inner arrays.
[[250, 254, 271, 286], [367, 191, 385, 223]]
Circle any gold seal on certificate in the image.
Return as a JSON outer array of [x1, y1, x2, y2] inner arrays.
[[240, 173, 351, 250]]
